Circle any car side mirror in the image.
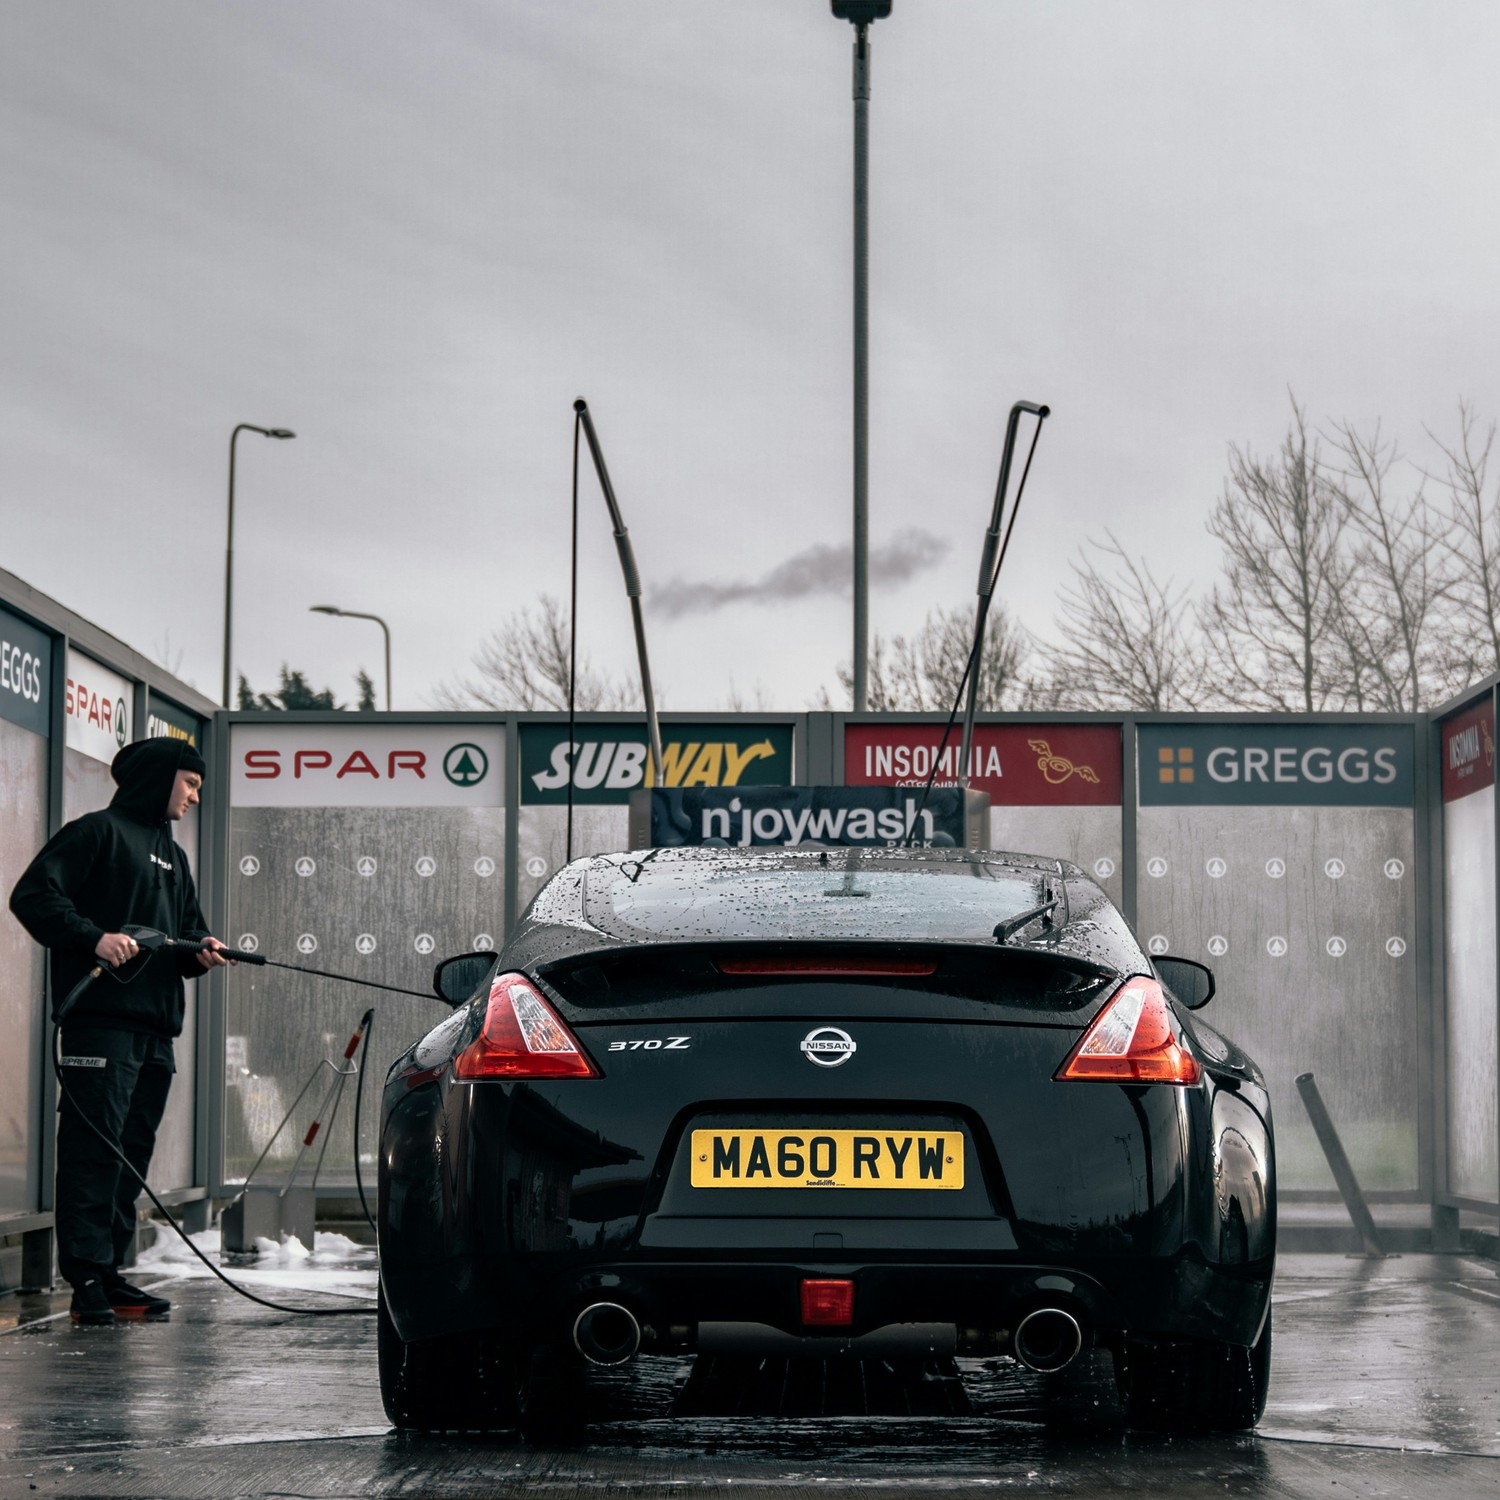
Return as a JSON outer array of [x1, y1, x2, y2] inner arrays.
[[433, 952, 499, 1007], [1154, 955, 1215, 1010]]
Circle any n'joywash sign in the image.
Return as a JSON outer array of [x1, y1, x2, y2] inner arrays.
[[230, 726, 505, 807]]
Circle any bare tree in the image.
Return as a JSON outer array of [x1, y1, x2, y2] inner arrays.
[[1199, 403, 1351, 710], [432, 595, 638, 711], [1325, 419, 1454, 711], [1429, 402, 1500, 686], [1038, 532, 1205, 710], [151, 632, 189, 683], [827, 604, 1031, 712]]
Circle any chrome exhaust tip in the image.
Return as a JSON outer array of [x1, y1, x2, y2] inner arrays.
[[572, 1301, 641, 1366], [1013, 1307, 1083, 1373]]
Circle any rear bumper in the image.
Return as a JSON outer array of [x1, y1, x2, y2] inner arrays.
[[382, 1247, 1273, 1353]]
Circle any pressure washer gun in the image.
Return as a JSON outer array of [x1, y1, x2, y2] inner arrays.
[[55, 925, 266, 1024], [55, 922, 434, 1026]]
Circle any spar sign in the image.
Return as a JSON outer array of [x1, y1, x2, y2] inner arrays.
[[65, 649, 134, 763], [231, 725, 504, 807], [845, 723, 1122, 805], [520, 722, 794, 806]]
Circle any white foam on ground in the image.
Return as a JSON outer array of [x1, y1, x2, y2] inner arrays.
[[135, 1224, 378, 1301]]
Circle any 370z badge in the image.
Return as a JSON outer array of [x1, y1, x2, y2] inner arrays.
[[801, 1026, 856, 1068], [607, 1037, 691, 1052]]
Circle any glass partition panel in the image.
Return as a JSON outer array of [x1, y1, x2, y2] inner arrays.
[[0, 723, 48, 1213], [516, 806, 628, 915], [1441, 699, 1498, 1204], [1137, 723, 1419, 1192], [223, 804, 506, 1187], [223, 723, 507, 1189]]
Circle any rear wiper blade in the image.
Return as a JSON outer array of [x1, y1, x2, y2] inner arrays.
[[993, 898, 1059, 945]]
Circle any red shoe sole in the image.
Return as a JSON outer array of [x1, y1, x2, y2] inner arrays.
[[110, 1305, 169, 1320]]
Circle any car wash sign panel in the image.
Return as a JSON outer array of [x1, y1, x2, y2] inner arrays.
[[649, 787, 973, 847], [520, 722, 794, 806], [1441, 698, 1495, 804], [231, 725, 504, 807], [0, 604, 50, 737], [844, 722, 1121, 805], [1138, 723, 1415, 806], [65, 649, 133, 762]]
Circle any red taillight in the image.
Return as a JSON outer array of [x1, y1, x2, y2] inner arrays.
[[801, 1278, 855, 1326], [1055, 976, 1201, 1085], [454, 973, 598, 1080], [717, 955, 937, 977]]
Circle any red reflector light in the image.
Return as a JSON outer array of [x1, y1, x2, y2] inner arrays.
[[801, 1278, 855, 1326], [1055, 976, 1202, 1085], [454, 973, 598, 1080], [718, 955, 937, 977]]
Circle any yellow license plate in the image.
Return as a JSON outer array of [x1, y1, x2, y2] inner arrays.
[[689, 1129, 964, 1190]]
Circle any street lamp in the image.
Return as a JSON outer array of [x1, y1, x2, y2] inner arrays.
[[309, 605, 392, 711], [223, 424, 296, 706], [829, 1, 892, 712]]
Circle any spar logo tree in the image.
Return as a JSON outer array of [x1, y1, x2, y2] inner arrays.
[[444, 743, 489, 786]]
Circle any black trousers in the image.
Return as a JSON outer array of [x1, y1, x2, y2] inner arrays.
[[56, 1026, 175, 1287]]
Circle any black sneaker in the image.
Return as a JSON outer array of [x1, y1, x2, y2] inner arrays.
[[70, 1278, 116, 1326], [106, 1280, 171, 1320]]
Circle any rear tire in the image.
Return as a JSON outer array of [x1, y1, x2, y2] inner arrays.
[[1115, 1305, 1272, 1432], [377, 1282, 520, 1433], [515, 1345, 589, 1445]]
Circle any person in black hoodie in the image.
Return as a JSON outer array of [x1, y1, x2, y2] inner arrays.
[[10, 736, 228, 1325]]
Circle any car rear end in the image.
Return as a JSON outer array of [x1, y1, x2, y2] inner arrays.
[[380, 850, 1275, 1380]]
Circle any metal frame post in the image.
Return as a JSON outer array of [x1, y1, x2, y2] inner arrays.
[[851, 23, 871, 711]]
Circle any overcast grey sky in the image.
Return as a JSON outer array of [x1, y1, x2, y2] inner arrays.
[[4, 2, 1498, 710]]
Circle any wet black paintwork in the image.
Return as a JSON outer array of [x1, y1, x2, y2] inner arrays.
[[381, 848, 1275, 1370]]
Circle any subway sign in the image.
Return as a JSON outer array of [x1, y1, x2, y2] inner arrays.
[[1138, 724, 1415, 806], [520, 722, 794, 806], [147, 696, 202, 748]]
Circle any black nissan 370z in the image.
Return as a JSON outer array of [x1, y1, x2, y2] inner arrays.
[[377, 847, 1275, 1436]]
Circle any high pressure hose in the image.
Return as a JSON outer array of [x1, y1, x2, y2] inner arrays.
[[53, 931, 441, 1317], [352, 1010, 377, 1235]]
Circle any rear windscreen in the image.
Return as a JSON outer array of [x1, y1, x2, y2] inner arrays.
[[583, 855, 1048, 944]]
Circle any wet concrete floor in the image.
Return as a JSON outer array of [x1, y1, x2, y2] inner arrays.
[[0, 1252, 1496, 1498]]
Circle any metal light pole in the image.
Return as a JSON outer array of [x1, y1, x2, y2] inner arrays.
[[223, 424, 295, 706], [309, 605, 392, 710], [831, 2, 891, 711]]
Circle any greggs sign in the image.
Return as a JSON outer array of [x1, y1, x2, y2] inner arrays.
[[1138, 723, 1414, 806], [844, 723, 1122, 806], [231, 726, 505, 807]]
